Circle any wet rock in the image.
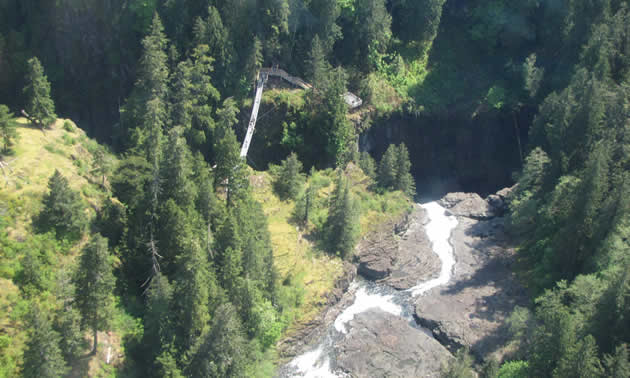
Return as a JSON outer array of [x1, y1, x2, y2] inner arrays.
[[356, 237, 396, 280], [355, 206, 440, 289], [440, 192, 496, 220], [355, 212, 409, 281], [414, 209, 527, 361], [336, 310, 451, 377], [385, 206, 440, 290], [325, 262, 358, 304]]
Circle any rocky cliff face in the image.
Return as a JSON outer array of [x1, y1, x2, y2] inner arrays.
[[360, 111, 531, 197]]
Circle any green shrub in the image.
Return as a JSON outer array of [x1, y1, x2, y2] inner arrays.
[[62, 120, 75, 132], [62, 133, 76, 146]]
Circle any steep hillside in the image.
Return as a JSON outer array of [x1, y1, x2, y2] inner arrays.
[[0, 119, 135, 377]]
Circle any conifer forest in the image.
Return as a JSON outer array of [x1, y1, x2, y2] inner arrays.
[[1, 0, 630, 377]]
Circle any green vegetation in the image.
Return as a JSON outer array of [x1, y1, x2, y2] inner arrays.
[[23, 57, 56, 128], [3, 0, 630, 376], [0, 105, 18, 154], [34, 170, 86, 239]]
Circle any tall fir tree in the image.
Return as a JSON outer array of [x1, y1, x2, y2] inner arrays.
[[395, 143, 415, 197], [173, 234, 217, 356], [35, 170, 85, 238], [378, 144, 398, 189], [324, 173, 360, 259], [352, 0, 392, 71], [22, 305, 68, 378], [161, 127, 197, 210], [0, 104, 18, 153], [274, 152, 305, 200], [293, 184, 314, 226], [358, 151, 377, 180], [75, 234, 115, 354], [54, 267, 83, 361], [143, 272, 174, 365], [604, 344, 630, 378], [187, 303, 250, 378], [307, 35, 331, 86], [124, 13, 169, 161], [23, 57, 56, 127], [214, 126, 249, 206]]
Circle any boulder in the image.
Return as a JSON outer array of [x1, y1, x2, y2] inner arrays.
[[336, 310, 451, 377], [440, 192, 496, 220]]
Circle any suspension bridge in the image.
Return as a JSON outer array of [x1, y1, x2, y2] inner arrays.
[[239, 67, 363, 158]]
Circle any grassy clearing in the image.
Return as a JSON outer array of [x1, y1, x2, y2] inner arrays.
[[1, 118, 113, 239]]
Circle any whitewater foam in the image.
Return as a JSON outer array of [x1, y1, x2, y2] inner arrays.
[[408, 201, 458, 297]]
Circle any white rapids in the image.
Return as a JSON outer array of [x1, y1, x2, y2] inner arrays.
[[286, 201, 457, 377], [408, 202, 458, 296]]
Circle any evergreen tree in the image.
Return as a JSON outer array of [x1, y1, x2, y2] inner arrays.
[[244, 37, 263, 87], [307, 35, 331, 86], [309, 0, 342, 53], [144, 272, 174, 364], [391, 0, 446, 46], [214, 126, 249, 206], [214, 214, 243, 293], [604, 344, 630, 378], [92, 147, 113, 188], [173, 235, 217, 355], [22, 306, 68, 378], [523, 53, 545, 99], [35, 170, 85, 238], [170, 45, 219, 153], [352, 0, 392, 71], [358, 151, 377, 180], [274, 152, 305, 200], [155, 347, 184, 378], [161, 127, 197, 209], [324, 174, 360, 259], [192, 6, 231, 86], [23, 57, 56, 128], [395, 143, 415, 197], [378, 144, 398, 189], [124, 13, 169, 159], [187, 303, 250, 378], [0, 104, 18, 153], [232, 194, 276, 293], [293, 184, 314, 226], [54, 267, 83, 361], [75, 234, 115, 354], [553, 335, 603, 378]]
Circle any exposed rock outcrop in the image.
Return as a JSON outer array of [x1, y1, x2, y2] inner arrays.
[[336, 310, 451, 377], [355, 206, 441, 289]]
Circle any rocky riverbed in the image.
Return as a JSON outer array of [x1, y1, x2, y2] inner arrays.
[[277, 187, 525, 377]]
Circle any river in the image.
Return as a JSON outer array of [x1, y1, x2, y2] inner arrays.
[[278, 201, 458, 377]]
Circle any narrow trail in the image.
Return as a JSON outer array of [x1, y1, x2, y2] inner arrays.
[[280, 201, 458, 377]]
